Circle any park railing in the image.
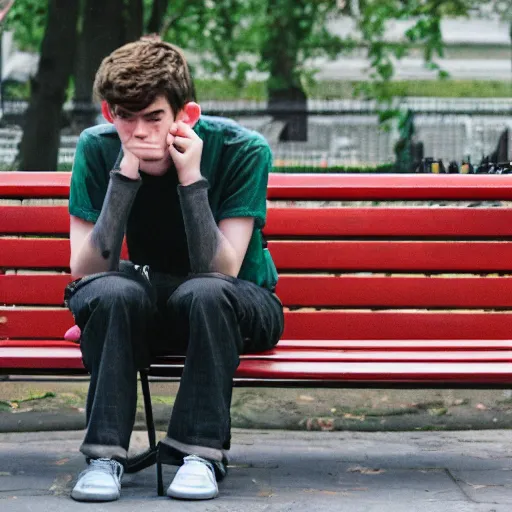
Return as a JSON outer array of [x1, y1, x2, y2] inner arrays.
[[0, 98, 510, 169]]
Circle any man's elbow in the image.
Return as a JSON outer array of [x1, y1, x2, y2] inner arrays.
[[70, 259, 86, 279], [70, 254, 95, 278], [212, 245, 242, 277]]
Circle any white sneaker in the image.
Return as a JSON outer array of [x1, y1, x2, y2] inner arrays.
[[71, 458, 124, 502], [167, 455, 219, 500]]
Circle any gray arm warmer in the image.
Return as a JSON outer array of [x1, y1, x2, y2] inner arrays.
[[90, 170, 141, 271], [177, 177, 222, 273]]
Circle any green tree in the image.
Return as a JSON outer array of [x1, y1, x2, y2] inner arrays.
[[259, 0, 348, 140], [14, 0, 171, 169], [357, 0, 480, 106]]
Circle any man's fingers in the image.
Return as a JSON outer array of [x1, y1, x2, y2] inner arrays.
[[172, 136, 193, 152], [171, 120, 198, 139], [168, 143, 184, 162]]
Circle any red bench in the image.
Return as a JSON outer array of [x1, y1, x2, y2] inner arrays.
[[2, 171, 512, 490]]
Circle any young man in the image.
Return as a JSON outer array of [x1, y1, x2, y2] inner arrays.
[[65, 36, 283, 502]]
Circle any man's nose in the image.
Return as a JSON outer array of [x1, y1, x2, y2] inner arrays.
[[133, 118, 148, 138]]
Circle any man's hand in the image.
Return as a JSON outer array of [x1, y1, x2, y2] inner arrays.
[[118, 146, 140, 180], [167, 121, 203, 186]]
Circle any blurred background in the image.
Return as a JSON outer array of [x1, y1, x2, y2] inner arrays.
[[0, 0, 511, 172]]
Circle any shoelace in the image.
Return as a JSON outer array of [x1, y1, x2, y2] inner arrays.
[[79, 458, 124, 481], [183, 455, 227, 481], [183, 455, 215, 474]]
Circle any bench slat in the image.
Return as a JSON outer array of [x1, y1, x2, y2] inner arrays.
[[267, 174, 512, 201], [0, 238, 70, 269], [266, 208, 512, 238], [5, 274, 512, 309], [0, 239, 128, 268], [2, 339, 510, 351], [0, 172, 70, 198], [5, 205, 512, 238], [272, 240, 512, 272], [0, 346, 85, 370], [1, 347, 510, 386], [1, 205, 69, 234], [3, 308, 512, 340], [5, 238, 512, 272], [244, 350, 512, 362], [6, 172, 512, 200], [283, 311, 512, 340], [277, 339, 512, 350], [2, 345, 508, 364], [0, 275, 73, 305], [235, 361, 512, 384], [277, 275, 512, 308]]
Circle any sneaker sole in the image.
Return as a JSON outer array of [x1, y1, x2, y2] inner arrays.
[[71, 488, 120, 502], [167, 485, 218, 500]]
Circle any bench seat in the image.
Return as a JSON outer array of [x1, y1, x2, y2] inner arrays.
[[1, 172, 512, 388]]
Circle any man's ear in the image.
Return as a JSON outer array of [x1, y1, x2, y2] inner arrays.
[[176, 102, 201, 127], [101, 101, 114, 123]]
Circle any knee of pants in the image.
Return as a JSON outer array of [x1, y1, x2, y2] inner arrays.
[[71, 274, 151, 318], [167, 275, 234, 315]]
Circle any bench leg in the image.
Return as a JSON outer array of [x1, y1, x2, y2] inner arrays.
[[157, 448, 164, 496], [140, 369, 156, 450], [124, 369, 157, 474]]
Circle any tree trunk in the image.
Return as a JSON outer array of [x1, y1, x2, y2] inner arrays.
[[125, 0, 144, 42], [267, 84, 308, 142], [73, 0, 125, 126], [263, 0, 308, 142], [147, 0, 170, 34], [509, 21, 512, 75], [18, 0, 80, 171]]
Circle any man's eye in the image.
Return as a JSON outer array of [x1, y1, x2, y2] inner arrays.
[[149, 117, 161, 122], [116, 111, 131, 120]]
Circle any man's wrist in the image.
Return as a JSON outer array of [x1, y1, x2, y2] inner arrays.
[[178, 170, 202, 187], [116, 152, 140, 180]]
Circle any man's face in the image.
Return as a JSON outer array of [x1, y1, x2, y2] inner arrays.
[[112, 96, 174, 165]]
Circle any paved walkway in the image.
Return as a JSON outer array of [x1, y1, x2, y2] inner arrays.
[[0, 429, 511, 511]]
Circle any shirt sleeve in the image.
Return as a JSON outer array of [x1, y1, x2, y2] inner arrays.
[[68, 131, 110, 223], [216, 141, 272, 229]]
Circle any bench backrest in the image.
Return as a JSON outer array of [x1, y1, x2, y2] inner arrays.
[[2, 172, 512, 347]]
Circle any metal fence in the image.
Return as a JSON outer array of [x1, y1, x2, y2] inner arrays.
[[1, 98, 511, 168]]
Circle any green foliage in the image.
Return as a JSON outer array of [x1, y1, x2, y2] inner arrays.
[[272, 164, 396, 174], [47, 163, 397, 173], [357, 0, 480, 104], [4, 0, 47, 52], [193, 78, 512, 101], [3, 0, 489, 109]]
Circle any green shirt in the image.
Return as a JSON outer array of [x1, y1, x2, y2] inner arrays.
[[69, 115, 278, 290]]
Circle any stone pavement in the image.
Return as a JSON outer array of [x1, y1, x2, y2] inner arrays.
[[0, 429, 511, 511]]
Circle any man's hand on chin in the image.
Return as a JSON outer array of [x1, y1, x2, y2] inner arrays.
[[167, 121, 203, 186]]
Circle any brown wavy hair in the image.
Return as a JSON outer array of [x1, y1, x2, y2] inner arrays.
[[93, 36, 196, 114]]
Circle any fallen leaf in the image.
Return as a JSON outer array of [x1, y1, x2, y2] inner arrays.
[[318, 418, 335, 431], [343, 413, 366, 421], [347, 466, 385, 475], [303, 489, 341, 495], [428, 407, 448, 416]]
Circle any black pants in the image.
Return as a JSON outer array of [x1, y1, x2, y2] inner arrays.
[[66, 266, 284, 464]]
